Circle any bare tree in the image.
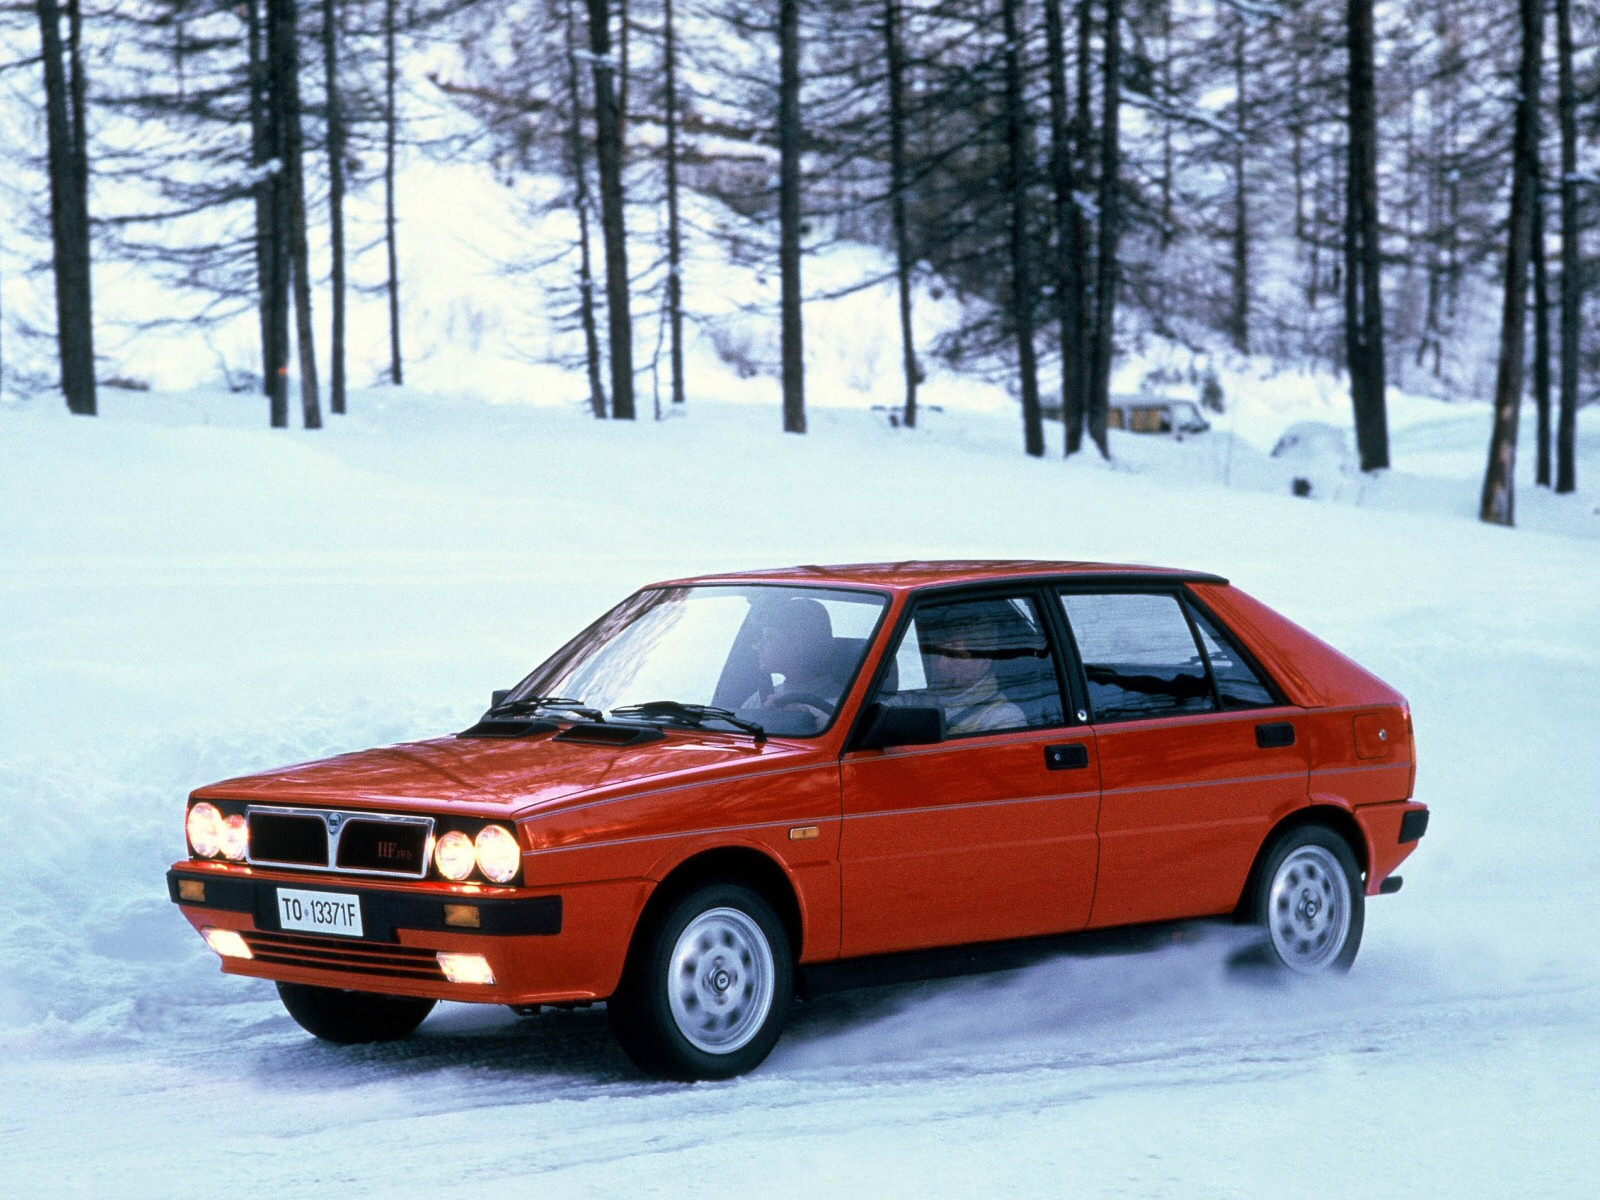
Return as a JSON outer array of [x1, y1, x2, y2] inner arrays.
[[1346, 0, 1387, 471], [322, 0, 348, 415], [778, 0, 804, 433], [1480, 0, 1543, 526], [1554, 0, 1579, 494], [663, 0, 685, 408], [1045, 0, 1087, 456], [384, 0, 403, 385], [37, 0, 96, 415], [1087, 0, 1121, 458], [586, 0, 636, 419], [885, 0, 918, 427]]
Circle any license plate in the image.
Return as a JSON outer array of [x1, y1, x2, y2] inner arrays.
[[277, 888, 364, 938]]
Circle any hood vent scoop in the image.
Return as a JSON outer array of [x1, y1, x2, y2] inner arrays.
[[553, 723, 665, 747], [457, 718, 559, 739]]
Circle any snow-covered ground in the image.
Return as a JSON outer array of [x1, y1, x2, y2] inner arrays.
[[2, 380, 1598, 1196]]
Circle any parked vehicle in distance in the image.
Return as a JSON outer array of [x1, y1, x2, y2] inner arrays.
[[1107, 396, 1212, 438], [169, 561, 1427, 1080]]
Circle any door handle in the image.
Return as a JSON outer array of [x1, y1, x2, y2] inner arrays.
[[1045, 743, 1090, 770], [1255, 721, 1296, 749]]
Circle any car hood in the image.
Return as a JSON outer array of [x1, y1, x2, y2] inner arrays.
[[191, 728, 817, 819]]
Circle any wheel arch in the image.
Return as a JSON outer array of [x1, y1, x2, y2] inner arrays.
[[1234, 803, 1369, 920], [633, 845, 805, 965]]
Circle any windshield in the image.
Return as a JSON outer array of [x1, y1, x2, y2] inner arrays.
[[513, 585, 890, 737]]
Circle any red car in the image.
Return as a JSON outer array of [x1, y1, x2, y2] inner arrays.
[[169, 561, 1427, 1079]]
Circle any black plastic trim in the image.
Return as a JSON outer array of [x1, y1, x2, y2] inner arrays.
[[1378, 875, 1404, 895], [1255, 721, 1297, 749], [166, 869, 562, 939], [1399, 809, 1429, 844], [457, 718, 558, 739]]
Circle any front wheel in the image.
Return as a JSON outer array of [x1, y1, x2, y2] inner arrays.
[[276, 982, 436, 1044], [609, 883, 793, 1080], [1254, 826, 1364, 974]]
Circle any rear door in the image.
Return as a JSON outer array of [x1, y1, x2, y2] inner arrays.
[[838, 590, 1100, 957], [1055, 588, 1308, 929]]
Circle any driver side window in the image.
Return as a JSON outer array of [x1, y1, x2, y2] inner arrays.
[[875, 595, 1063, 737]]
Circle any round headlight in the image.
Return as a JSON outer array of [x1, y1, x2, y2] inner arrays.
[[475, 825, 521, 884], [434, 830, 475, 881], [187, 802, 223, 858], [220, 813, 248, 862]]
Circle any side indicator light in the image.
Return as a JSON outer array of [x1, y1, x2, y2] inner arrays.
[[201, 928, 253, 960], [443, 904, 482, 929], [789, 826, 820, 841], [437, 953, 496, 986], [179, 880, 206, 903]]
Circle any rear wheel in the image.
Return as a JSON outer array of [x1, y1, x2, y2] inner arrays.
[[1254, 826, 1364, 974], [609, 883, 793, 1080], [276, 982, 437, 1044]]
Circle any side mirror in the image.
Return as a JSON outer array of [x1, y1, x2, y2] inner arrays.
[[853, 703, 945, 751], [490, 689, 511, 708]]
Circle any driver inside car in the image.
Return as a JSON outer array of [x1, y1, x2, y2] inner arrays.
[[743, 597, 841, 728], [919, 611, 1027, 736]]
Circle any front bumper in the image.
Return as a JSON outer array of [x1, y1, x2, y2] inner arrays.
[[167, 863, 639, 1006]]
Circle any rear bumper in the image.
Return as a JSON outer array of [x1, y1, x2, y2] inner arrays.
[[1353, 800, 1429, 896], [167, 863, 643, 1005]]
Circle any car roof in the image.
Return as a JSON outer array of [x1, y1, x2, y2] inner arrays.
[[651, 560, 1228, 595]]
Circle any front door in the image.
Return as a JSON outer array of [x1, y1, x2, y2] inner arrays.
[[838, 592, 1100, 957]]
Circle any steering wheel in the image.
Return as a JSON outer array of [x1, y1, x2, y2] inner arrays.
[[769, 691, 837, 715]]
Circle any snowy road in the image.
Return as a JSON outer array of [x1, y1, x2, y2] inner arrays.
[[3, 393, 1597, 1195]]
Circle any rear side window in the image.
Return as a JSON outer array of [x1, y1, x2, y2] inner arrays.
[[1189, 606, 1276, 709], [1059, 592, 1213, 722]]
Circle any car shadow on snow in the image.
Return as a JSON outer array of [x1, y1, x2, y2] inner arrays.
[[245, 924, 1300, 1091]]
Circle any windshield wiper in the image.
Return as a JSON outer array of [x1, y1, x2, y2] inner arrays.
[[609, 701, 766, 741], [487, 695, 605, 722]]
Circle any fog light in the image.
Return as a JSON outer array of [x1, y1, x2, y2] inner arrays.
[[201, 927, 253, 960], [474, 824, 521, 884], [187, 802, 223, 858], [437, 952, 496, 986], [434, 830, 474, 881], [220, 814, 248, 861]]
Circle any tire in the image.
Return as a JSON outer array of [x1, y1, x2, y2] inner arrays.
[[1253, 825, 1364, 974], [276, 982, 437, 1044], [609, 883, 794, 1081]]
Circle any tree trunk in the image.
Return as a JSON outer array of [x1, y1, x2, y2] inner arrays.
[[247, 0, 275, 406], [1480, 0, 1543, 527], [778, 0, 805, 434], [1087, 0, 1120, 458], [384, 0, 403, 386], [564, 0, 608, 418], [885, 0, 918, 429], [1555, 0, 1579, 495], [1045, 0, 1087, 455], [272, 0, 321, 430], [322, 0, 347, 416], [664, 0, 686, 408], [37, 0, 96, 416], [586, 0, 636, 420], [1001, 0, 1044, 458], [1532, 153, 1551, 486], [1230, 13, 1249, 356], [1346, 0, 1388, 472]]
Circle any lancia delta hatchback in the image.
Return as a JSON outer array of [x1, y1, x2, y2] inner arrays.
[[169, 561, 1427, 1079]]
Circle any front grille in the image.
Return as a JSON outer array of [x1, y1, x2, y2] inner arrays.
[[242, 929, 446, 982], [246, 806, 433, 879], [249, 812, 328, 866], [335, 818, 429, 874]]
